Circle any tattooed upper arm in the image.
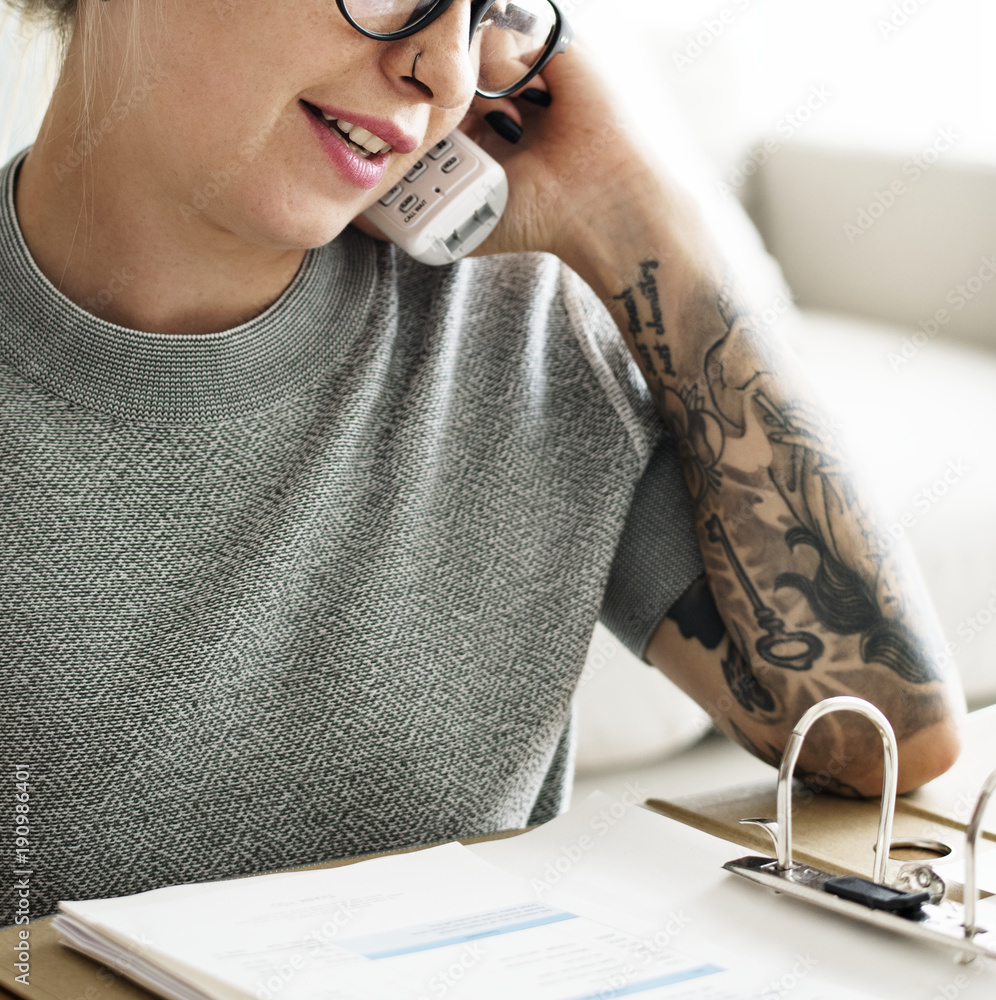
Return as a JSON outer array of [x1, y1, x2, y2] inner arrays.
[[617, 260, 965, 794]]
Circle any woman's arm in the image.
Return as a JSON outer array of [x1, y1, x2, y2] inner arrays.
[[468, 43, 966, 794], [581, 234, 963, 795]]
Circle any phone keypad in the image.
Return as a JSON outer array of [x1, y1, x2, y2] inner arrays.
[[404, 161, 428, 183], [372, 136, 477, 228], [378, 184, 404, 207], [427, 138, 454, 160]]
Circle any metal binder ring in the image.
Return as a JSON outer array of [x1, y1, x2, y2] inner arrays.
[[776, 696, 899, 884], [964, 767, 996, 940]]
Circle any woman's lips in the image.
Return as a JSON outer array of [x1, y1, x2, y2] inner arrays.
[[302, 100, 420, 155], [300, 101, 389, 190]]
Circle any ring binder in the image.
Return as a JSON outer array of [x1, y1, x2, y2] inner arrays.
[[720, 696, 996, 963], [963, 767, 996, 942]]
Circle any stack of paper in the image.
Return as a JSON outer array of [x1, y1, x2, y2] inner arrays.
[[55, 834, 754, 1000], [53, 794, 902, 1000]]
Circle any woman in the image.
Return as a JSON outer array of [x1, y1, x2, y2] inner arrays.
[[1, 0, 963, 925]]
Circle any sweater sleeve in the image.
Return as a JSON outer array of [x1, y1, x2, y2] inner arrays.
[[558, 264, 704, 661], [599, 430, 704, 660]]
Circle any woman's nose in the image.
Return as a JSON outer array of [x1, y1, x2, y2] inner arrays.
[[382, 2, 479, 110]]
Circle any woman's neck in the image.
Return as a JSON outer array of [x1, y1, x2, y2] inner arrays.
[[15, 97, 307, 337]]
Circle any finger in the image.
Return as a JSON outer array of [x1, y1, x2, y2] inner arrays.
[[468, 96, 524, 144], [512, 75, 552, 107], [517, 87, 552, 107], [469, 95, 521, 128], [480, 71, 555, 140]]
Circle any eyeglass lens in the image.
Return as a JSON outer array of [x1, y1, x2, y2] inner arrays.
[[341, 0, 559, 95]]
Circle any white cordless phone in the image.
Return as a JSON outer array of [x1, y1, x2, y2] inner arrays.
[[363, 130, 508, 266]]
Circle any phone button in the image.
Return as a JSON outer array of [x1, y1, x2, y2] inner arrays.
[[398, 193, 419, 213], [379, 184, 404, 207], [427, 138, 454, 160], [404, 161, 427, 183], [440, 155, 461, 174]]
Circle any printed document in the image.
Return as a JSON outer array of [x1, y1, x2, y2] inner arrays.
[[55, 838, 745, 1000]]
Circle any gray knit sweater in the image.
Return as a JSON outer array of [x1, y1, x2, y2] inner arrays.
[[0, 148, 701, 925]]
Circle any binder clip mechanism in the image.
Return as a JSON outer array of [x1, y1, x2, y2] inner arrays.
[[722, 696, 996, 963]]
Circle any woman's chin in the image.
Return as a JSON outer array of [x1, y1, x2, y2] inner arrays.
[[173, 165, 372, 253], [225, 201, 358, 253]]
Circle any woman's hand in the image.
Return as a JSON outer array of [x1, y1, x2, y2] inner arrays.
[[352, 37, 706, 282], [458, 40, 700, 270]]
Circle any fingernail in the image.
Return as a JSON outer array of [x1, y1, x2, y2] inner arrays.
[[519, 88, 552, 107], [485, 111, 523, 144]]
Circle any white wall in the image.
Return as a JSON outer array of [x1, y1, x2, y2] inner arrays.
[[569, 0, 994, 171], [0, 9, 60, 163]]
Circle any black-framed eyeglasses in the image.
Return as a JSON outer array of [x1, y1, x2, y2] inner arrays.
[[334, 0, 574, 100]]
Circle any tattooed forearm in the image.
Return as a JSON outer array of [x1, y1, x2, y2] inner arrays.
[[614, 261, 676, 378], [730, 713, 864, 797], [637, 260, 666, 338], [705, 513, 824, 673], [612, 288, 642, 338], [666, 580, 775, 713], [619, 255, 962, 788], [721, 633, 776, 714], [728, 718, 780, 769]]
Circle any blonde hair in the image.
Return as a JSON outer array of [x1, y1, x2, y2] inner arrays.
[[2, 1, 163, 161], [2, 2, 78, 67]]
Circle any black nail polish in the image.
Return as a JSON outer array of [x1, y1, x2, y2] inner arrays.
[[519, 88, 552, 107], [485, 111, 523, 144]]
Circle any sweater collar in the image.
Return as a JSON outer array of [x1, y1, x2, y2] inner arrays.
[[0, 148, 378, 424]]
